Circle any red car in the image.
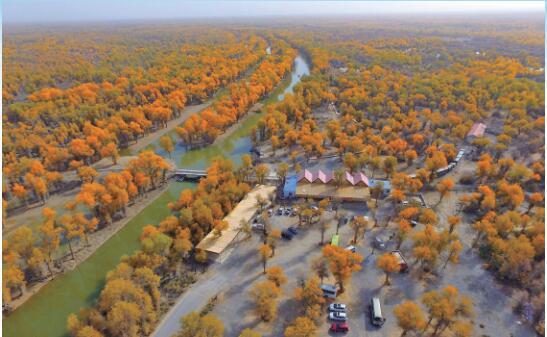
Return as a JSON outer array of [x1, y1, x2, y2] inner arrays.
[[330, 322, 349, 333]]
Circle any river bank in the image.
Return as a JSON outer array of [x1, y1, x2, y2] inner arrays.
[[150, 54, 311, 337], [4, 179, 174, 313], [4, 56, 266, 235], [3, 54, 311, 337]]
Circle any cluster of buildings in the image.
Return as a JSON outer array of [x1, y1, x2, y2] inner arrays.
[[283, 169, 390, 202], [197, 122, 487, 263]]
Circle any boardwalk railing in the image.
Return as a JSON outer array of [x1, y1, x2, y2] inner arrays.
[[173, 168, 279, 182]]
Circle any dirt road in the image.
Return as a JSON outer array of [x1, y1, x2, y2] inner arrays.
[[128, 101, 213, 154]]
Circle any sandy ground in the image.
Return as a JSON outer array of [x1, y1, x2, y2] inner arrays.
[[6, 180, 173, 312], [204, 200, 534, 337], [153, 147, 536, 337]]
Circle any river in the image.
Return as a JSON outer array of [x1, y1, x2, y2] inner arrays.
[[3, 54, 310, 337]]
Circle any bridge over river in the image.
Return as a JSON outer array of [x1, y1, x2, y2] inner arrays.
[[173, 167, 280, 183], [4, 54, 310, 337]]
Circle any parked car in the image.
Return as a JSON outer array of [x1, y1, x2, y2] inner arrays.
[[277, 207, 284, 215], [410, 220, 420, 227], [281, 230, 293, 240], [321, 284, 337, 299], [251, 223, 265, 231], [455, 149, 465, 162], [311, 205, 319, 211], [267, 209, 273, 216], [329, 311, 347, 321], [287, 226, 299, 235], [391, 250, 409, 272], [290, 209, 298, 217], [345, 245, 356, 253], [369, 297, 386, 326], [284, 208, 291, 216], [329, 322, 349, 333], [328, 303, 347, 312], [374, 236, 386, 249]]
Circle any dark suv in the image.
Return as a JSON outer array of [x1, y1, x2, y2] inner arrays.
[[281, 230, 294, 240]]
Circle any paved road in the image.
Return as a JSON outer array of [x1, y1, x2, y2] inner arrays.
[[151, 238, 258, 337]]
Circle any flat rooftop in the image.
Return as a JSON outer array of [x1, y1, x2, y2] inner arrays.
[[196, 184, 276, 255]]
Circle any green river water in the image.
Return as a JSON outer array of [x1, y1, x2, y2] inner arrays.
[[3, 55, 310, 337]]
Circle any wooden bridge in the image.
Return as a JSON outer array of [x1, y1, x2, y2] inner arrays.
[[173, 168, 279, 183]]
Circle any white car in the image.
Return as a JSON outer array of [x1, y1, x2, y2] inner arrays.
[[329, 311, 347, 321], [328, 303, 347, 312], [374, 236, 386, 249], [345, 245, 356, 253], [251, 223, 265, 231]]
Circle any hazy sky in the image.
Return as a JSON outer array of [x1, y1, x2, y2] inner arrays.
[[3, 1, 544, 24]]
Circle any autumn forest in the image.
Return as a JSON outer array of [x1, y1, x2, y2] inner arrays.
[[2, 9, 545, 337]]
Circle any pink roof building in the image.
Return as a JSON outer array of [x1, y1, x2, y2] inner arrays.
[[297, 169, 369, 187], [345, 171, 356, 185], [353, 172, 370, 186], [467, 123, 486, 138], [317, 170, 333, 183], [298, 169, 317, 183]]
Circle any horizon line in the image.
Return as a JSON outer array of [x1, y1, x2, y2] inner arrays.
[[4, 10, 544, 26]]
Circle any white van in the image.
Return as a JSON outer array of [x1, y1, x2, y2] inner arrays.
[[370, 297, 386, 326]]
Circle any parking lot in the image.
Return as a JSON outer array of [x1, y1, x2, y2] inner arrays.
[[206, 198, 535, 337], [210, 202, 386, 337]]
